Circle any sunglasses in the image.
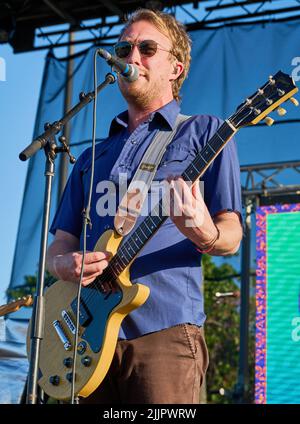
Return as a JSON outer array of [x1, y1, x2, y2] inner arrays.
[[114, 39, 173, 59]]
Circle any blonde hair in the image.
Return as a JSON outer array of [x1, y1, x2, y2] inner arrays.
[[120, 8, 192, 102]]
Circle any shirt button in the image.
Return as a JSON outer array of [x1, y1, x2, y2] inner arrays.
[[131, 139, 137, 144]]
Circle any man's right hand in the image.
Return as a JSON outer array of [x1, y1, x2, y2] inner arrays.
[[52, 251, 111, 286]]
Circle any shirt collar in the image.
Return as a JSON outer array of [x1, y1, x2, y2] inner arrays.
[[109, 99, 180, 136]]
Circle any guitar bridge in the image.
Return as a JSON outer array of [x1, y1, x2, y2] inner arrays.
[[52, 320, 71, 351]]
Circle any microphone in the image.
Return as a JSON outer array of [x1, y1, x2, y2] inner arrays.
[[97, 48, 139, 83]]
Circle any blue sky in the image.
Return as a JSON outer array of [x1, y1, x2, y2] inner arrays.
[[0, 45, 46, 303]]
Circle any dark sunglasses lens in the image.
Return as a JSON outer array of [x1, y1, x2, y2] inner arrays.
[[139, 40, 158, 57], [114, 41, 132, 58]]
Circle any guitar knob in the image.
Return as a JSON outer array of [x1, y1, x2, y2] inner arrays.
[[81, 356, 92, 367], [277, 107, 286, 116], [264, 117, 275, 126], [66, 372, 76, 383], [290, 97, 299, 106], [63, 357, 73, 368], [49, 375, 60, 386], [77, 341, 87, 355]]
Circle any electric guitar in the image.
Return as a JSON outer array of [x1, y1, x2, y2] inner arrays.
[[0, 295, 33, 317], [27, 71, 298, 400]]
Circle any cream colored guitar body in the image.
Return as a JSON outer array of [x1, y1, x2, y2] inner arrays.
[[27, 229, 150, 401]]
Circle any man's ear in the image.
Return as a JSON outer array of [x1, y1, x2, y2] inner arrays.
[[170, 62, 184, 81]]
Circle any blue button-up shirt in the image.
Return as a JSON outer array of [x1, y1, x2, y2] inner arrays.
[[50, 99, 242, 339]]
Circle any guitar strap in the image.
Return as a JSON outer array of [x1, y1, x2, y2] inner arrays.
[[114, 113, 191, 236]]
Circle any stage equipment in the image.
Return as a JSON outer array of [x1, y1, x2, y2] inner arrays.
[[255, 203, 300, 404]]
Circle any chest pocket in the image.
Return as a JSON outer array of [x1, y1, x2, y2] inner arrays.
[[155, 145, 192, 180]]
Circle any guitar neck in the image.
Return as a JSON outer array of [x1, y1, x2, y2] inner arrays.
[[105, 119, 236, 276], [0, 295, 33, 317], [93, 70, 298, 285]]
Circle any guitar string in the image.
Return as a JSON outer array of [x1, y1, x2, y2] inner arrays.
[[52, 80, 282, 382], [52, 126, 239, 380], [66, 79, 280, 323], [76, 123, 233, 304], [70, 80, 277, 314], [70, 121, 246, 308], [49, 79, 288, 390], [72, 83, 274, 312]]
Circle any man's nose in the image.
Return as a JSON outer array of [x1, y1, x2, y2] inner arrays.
[[127, 45, 142, 64]]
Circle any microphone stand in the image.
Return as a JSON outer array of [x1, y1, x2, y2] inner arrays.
[[20, 72, 116, 404]]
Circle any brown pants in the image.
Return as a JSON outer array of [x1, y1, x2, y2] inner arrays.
[[80, 324, 209, 404]]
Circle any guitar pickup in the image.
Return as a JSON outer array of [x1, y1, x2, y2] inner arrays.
[[71, 297, 92, 327], [62, 310, 76, 335]]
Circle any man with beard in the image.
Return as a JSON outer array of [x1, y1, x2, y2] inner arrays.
[[47, 8, 242, 403]]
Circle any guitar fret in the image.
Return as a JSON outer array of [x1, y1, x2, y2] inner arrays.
[[138, 225, 148, 239], [114, 262, 122, 274], [121, 245, 134, 265], [216, 131, 225, 142], [190, 162, 199, 173], [218, 126, 234, 142], [107, 120, 237, 278], [145, 218, 155, 232], [127, 243, 134, 253], [136, 227, 145, 243], [109, 265, 119, 279], [199, 153, 208, 164], [184, 167, 197, 182], [118, 246, 130, 261], [207, 143, 217, 154], [210, 139, 222, 152], [190, 159, 202, 175], [144, 220, 152, 233], [148, 216, 157, 230], [118, 246, 132, 264], [116, 252, 127, 267], [131, 237, 140, 250]]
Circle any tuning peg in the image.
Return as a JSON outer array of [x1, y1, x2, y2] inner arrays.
[[269, 76, 275, 85], [290, 97, 299, 106], [277, 107, 287, 116], [264, 117, 275, 126]]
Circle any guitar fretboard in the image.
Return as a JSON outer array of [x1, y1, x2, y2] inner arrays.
[[97, 120, 236, 285]]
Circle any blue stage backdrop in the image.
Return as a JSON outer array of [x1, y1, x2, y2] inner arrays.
[[9, 20, 300, 291]]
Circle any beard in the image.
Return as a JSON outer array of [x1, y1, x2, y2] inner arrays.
[[118, 76, 161, 109]]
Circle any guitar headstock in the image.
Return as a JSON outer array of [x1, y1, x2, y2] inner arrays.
[[0, 295, 33, 317], [230, 71, 298, 129]]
